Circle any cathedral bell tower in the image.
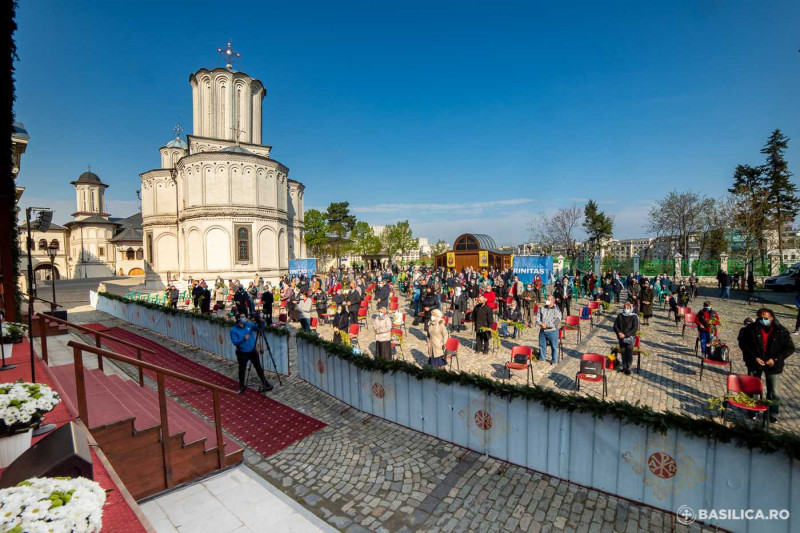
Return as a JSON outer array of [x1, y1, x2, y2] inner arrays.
[[70, 168, 109, 220]]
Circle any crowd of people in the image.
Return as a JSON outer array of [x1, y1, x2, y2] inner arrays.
[[178, 262, 798, 424]]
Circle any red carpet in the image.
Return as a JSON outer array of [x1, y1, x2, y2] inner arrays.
[[82, 324, 326, 457], [0, 340, 147, 532]]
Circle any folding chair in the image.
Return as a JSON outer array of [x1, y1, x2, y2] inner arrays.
[[579, 306, 593, 331], [504, 345, 534, 385], [561, 315, 581, 344], [357, 307, 369, 330], [444, 338, 460, 371], [682, 313, 698, 339], [391, 328, 404, 360], [722, 374, 769, 429], [348, 324, 361, 348], [389, 302, 399, 312], [588, 300, 601, 317], [699, 351, 731, 381], [575, 353, 607, 400]]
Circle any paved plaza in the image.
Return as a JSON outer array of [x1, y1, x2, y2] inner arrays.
[[338, 288, 800, 435], [48, 285, 778, 532]]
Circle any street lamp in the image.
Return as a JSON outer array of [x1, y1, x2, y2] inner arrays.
[[46, 242, 59, 305], [25, 206, 52, 384]]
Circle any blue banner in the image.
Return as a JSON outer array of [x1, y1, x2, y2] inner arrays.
[[513, 256, 554, 285], [289, 258, 317, 277]]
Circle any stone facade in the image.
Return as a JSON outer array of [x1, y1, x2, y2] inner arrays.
[[141, 65, 305, 288]]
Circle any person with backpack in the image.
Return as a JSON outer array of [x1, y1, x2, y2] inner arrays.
[[738, 308, 795, 423]]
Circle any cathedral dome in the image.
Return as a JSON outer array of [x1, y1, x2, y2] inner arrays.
[[220, 145, 252, 154], [70, 170, 108, 187], [165, 136, 188, 149]]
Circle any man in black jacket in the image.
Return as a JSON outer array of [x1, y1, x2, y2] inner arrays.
[[738, 308, 794, 422], [346, 281, 362, 327], [613, 302, 639, 375], [419, 287, 439, 330], [553, 276, 573, 316], [260, 287, 274, 325], [374, 279, 391, 311], [472, 294, 494, 354]]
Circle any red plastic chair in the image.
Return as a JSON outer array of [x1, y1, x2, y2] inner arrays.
[[722, 374, 769, 428], [682, 313, 698, 339], [575, 353, 607, 400], [444, 338, 460, 371], [561, 315, 582, 344], [588, 301, 601, 316], [390, 296, 399, 304], [504, 346, 534, 385], [699, 350, 731, 380], [357, 307, 369, 330], [633, 335, 643, 373], [675, 306, 689, 327], [388, 302, 399, 311], [391, 328, 404, 360], [348, 323, 361, 348], [277, 312, 288, 326]]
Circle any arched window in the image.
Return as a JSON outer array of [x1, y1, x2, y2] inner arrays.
[[126, 247, 135, 260], [135, 248, 144, 260], [91, 191, 96, 212], [49, 239, 59, 250], [237, 227, 250, 262], [38, 238, 48, 250], [454, 235, 479, 251]]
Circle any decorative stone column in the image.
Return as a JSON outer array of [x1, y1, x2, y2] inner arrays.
[[633, 253, 640, 274], [719, 252, 728, 273], [688, 252, 699, 276], [673, 253, 682, 279], [556, 255, 564, 279], [769, 253, 781, 276], [593, 252, 601, 278]]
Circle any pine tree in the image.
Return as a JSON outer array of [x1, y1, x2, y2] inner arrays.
[[760, 129, 798, 262], [582, 200, 614, 254]]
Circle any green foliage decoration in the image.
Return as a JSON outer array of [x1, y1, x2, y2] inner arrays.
[[295, 330, 800, 460]]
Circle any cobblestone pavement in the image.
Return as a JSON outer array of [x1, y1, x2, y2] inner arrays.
[[67, 308, 725, 532], [338, 289, 799, 435]]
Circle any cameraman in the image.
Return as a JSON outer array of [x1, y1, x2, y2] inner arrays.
[[230, 312, 273, 394]]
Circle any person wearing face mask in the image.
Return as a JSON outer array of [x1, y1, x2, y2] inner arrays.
[[738, 308, 794, 423], [537, 296, 563, 364], [638, 280, 655, 326], [331, 304, 350, 344], [696, 301, 719, 358], [553, 276, 573, 317], [450, 285, 468, 332], [373, 306, 393, 360], [472, 294, 494, 355], [230, 313, 273, 394], [613, 302, 640, 375]]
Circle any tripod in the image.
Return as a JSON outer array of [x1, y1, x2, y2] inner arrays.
[[245, 325, 283, 388]]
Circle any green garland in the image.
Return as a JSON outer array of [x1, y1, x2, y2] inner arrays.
[[295, 330, 800, 461], [98, 292, 289, 337]]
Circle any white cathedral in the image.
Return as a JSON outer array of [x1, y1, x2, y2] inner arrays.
[[141, 49, 305, 288]]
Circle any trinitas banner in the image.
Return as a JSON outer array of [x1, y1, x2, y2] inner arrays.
[[513, 255, 554, 284], [289, 258, 317, 276]]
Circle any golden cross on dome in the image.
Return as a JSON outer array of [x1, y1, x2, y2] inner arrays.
[[217, 41, 242, 70]]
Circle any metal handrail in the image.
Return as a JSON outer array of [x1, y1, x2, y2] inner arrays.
[[67, 340, 235, 489], [22, 292, 64, 309]]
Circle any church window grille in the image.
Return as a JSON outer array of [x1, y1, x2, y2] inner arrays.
[[91, 191, 96, 212], [235, 225, 251, 263], [136, 248, 144, 260], [126, 248, 135, 260]]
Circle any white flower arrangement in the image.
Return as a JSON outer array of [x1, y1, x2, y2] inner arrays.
[[0, 382, 61, 437], [1, 322, 28, 344], [0, 477, 106, 533]]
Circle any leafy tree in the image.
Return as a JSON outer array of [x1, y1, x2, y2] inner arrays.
[[760, 129, 798, 261], [304, 209, 330, 260], [728, 164, 771, 270], [350, 221, 382, 261], [430, 240, 449, 258], [645, 191, 713, 259], [323, 202, 357, 264], [582, 200, 614, 253], [531, 204, 582, 262], [381, 221, 418, 263]]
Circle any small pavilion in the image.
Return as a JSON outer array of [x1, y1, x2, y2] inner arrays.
[[435, 233, 512, 271]]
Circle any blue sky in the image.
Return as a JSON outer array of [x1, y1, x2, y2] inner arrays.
[[14, 0, 800, 245]]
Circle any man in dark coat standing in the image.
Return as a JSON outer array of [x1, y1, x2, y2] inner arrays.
[[738, 308, 794, 423], [375, 279, 391, 311], [613, 302, 639, 375], [553, 276, 573, 316], [472, 294, 494, 354], [346, 281, 362, 327], [260, 287, 274, 325]]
